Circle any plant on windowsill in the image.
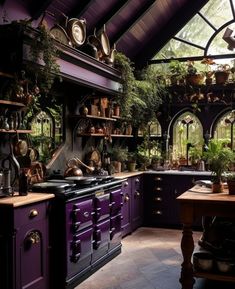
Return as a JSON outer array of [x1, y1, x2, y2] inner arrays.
[[203, 139, 235, 193], [186, 60, 205, 86], [110, 146, 128, 173], [214, 63, 230, 85], [127, 151, 137, 172], [168, 60, 187, 85], [201, 58, 216, 85]]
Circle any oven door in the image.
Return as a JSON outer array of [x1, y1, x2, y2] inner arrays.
[[67, 226, 93, 279], [109, 185, 123, 216]]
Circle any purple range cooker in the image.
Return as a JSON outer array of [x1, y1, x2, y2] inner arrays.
[[32, 176, 124, 289]]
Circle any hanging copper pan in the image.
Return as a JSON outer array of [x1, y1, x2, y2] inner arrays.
[[97, 25, 110, 57]]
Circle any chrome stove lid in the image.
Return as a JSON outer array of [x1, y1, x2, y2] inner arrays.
[[32, 180, 76, 194]]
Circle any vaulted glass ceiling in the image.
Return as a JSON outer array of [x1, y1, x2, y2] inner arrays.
[[153, 0, 235, 62]]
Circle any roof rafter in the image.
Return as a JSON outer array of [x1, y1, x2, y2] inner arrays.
[[111, 0, 156, 45], [29, 0, 53, 20]]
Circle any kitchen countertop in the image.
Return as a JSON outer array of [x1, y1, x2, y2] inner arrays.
[[0, 193, 55, 207], [113, 170, 212, 178]]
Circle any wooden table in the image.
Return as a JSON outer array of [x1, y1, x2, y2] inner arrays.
[[177, 185, 235, 289]]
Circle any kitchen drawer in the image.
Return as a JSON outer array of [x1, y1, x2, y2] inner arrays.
[[110, 187, 123, 216], [14, 202, 48, 228]]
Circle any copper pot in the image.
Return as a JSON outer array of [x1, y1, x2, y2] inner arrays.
[[64, 158, 83, 177]]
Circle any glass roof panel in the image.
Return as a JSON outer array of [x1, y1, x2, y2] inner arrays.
[[176, 14, 214, 47], [200, 0, 233, 28], [154, 39, 204, 60], [208, 23, 235, 55]]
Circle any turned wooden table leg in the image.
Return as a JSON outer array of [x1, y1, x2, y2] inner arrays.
[[179, 223, 195, 289]]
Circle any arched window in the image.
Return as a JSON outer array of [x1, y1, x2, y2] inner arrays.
[[172, 112, 203, 161], [31, 109, 63, 162], [214, 110, 235, 150], [138, 120, 162, 136]]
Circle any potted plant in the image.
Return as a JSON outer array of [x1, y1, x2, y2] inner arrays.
[[127, 151, 137, 172], [186, 61, 205, 86], [110, 146, 128, 173], [201, 58, 216, 85], [203, 139, 234, 193], [168, 60, 187, 85], [214, 64, 230, 85], [226, 172, 235, 195]]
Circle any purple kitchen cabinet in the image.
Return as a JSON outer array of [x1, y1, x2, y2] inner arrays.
[[109, 213, 122, 251], [121, 179, 132, 237], [121, 176, 143, 237], [131, 176, 143, 231], [0, 200, 50, 289]]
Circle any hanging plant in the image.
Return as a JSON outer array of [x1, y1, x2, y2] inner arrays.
[[27, 23, 61, 94]]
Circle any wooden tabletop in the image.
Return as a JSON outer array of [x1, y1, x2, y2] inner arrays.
[[0, 193, 54, 207]]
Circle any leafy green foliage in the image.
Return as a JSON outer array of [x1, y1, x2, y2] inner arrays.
[[203, 139, 235, 182]]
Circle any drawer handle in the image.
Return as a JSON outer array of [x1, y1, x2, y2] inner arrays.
[[154, 197, 162, 202], [155, 187, 162, 191], [135, 191, 140, 197], [25, 231, 40, 246], [155, 177, 162, 181], [83, 211, 90, 218], [29, 209, 38, 218], [135, 178, 140, 184]]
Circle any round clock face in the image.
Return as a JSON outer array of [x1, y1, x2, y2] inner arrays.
[[50, 26, 69, 45]]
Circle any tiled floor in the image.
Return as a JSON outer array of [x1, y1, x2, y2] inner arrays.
[[76, 227, 235, 289]]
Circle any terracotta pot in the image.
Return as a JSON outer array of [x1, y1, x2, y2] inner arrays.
[[186, 74, 205, 86], [212, 182, 223, 193], [215, 71, 229, 85], [227, 180, 235, 195], [127, 162, 136, 172], [113, 161, 122, 173]]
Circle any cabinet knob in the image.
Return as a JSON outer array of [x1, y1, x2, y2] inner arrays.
[[135, 191, 140, 197], [124, 194, 130, 202], [29, 209, 38, 218], [25, 231, 40, 247], [124, 181, 128, 187], [155, 177, 162, 181], [153, 210, 162, 215], [135, 178, 140, 184], [155, 187, 162, 191], [154, 197, 162, 202]]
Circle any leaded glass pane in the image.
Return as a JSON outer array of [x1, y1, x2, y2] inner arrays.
[[200, 0, 233, 28], [172, 112, 203, 161], [176, 14, 214, 47], [153, 38, 204, 60], [214, 111, 235, 150], [208, 24, 235, 55]]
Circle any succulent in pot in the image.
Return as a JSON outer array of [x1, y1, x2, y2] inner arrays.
[[186, 60, 205, 86]]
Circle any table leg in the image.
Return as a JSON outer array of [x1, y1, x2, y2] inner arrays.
[[179, 223, 195, 289]]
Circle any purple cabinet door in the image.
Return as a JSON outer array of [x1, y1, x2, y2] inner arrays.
[[67, 226, 93, 279], [109, 213, 122, 251], [14, 202, 50, 289], [110, 186, 123, 216], [131, 176, 143, 231], [67, 198, 93, 233], [92, 219, 110, 263], [93, 193, 110, 222], [121, 179, 132, 237]]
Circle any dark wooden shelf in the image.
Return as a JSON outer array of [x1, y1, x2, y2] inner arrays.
[[0, 71, 14, 78], [0, 129, 32, 133], [71, 114, 117, 121], [0, 99, 25, 107], [77, 133, 133, 137]]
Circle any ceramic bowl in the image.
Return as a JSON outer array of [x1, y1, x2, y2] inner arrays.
[[193, 251, 214, 271]]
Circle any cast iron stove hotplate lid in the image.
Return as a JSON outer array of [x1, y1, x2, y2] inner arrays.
[[32, 181, 76, 194]]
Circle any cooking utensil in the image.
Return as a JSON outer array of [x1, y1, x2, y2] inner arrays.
[[86, 147, 101, 166], [75, 157, 95, 173], [97, 25, 110, 57], [1, 143, 20, 187], [14, 133, 28, 157], [87, 30, 103, 60], [67, 18, 86, 47], [64, 158, 83, 177]]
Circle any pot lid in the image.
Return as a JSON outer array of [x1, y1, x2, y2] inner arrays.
[[32, 181, 75, 193]]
